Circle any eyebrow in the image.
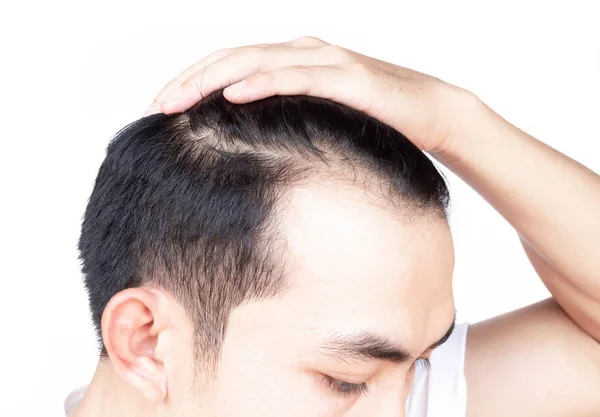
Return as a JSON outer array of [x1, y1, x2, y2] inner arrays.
[[318, 315, 456, 365]]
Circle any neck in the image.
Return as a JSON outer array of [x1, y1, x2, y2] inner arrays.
[[71, 358, 156, 417]]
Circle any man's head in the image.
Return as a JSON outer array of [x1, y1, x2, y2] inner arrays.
[[78, 90, 455, 415]]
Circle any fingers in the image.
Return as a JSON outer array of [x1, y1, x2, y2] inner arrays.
[[142, 48, 234, 116], [160, 44, 349, 114], [156, 49, 233, 102], [142, 36, 329, 117], [221, 64, 363, 107], [219, 64, 400, 131]]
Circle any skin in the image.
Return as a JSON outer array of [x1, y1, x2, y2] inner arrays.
[[74, 36, 600, 416]]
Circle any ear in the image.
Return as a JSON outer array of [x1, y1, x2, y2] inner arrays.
[[101, 287, 169, 403]]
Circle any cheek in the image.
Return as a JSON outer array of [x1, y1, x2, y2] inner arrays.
[[209, 326, 358, 417], [212, 356, 340, 417]]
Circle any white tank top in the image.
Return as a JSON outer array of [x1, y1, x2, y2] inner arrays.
[[64, 323, 469, 417]]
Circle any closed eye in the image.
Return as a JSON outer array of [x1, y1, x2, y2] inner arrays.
[[322, 375, 369, 397]]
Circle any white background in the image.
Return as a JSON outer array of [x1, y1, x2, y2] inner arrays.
[[1, 1, 598, 416]]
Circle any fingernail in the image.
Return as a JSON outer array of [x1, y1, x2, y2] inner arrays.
[[142, 102, 161, 117]]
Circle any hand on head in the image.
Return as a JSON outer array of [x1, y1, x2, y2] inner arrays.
[[143, 36, 478, 155]]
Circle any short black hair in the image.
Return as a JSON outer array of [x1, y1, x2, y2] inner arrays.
[[77, 89, 450, 376]]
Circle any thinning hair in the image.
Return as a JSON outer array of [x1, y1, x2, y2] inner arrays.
[[77, 89, 450, 378]]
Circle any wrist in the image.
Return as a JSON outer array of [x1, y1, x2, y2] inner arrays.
[[430, 89, 490, 166]]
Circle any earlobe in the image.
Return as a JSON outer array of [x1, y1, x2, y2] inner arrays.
[[101, 288, 168, 403]]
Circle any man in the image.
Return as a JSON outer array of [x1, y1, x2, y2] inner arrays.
[[68, 36, 600, 416]]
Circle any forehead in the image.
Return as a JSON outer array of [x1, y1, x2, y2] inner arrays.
[[273, 179, 456, 347], [279, 179, 454, 287]]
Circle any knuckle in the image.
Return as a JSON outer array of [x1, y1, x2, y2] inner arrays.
[[298, 35, 327, 45], [347, 61, 373, 77], [321, 44, 351, 63]]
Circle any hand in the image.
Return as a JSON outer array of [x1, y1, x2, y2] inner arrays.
[[143, 36, 479, 154]]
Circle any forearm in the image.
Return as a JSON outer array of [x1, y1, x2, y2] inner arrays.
[[434, 95, 600, 301]]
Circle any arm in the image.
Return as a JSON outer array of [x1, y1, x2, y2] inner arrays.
[[436, 98, 600, 342], [440, 98, 600, 416]]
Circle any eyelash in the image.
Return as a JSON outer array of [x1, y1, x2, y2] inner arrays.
[[322, 375, 369, 397], [322, 358, 431, 397]]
